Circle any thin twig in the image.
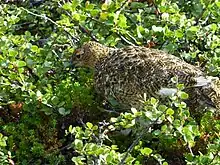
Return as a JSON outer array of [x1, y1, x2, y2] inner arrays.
[[151, 0, 161, 19], [97, 106, 121, 115], [115, 0, 130, 13], [78, 25, 98, 42], [194, 8, 207, 26], [117, 32, 136, 46], [125, 31, 139, 45], [194, 0, 214, 26], [57, 2, 99, 42], [79, 118, 100, 143], [20, 7, 79, 45], [87, 16, 108, 27]]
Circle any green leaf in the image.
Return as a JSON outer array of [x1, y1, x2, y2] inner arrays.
[[110, 117, 117, 123], [152, 25, 164, 32], [31, 45, 39, 53], [210, 24, 217, 31], [36, 90, 42, 97], [51, 96, 59, 105], [185, 153, 194, 161], [101, 3, 108, 10], [58, 107, 70, 116], [94, 147, 105, 155], [150, 97, 157, 105], [187, 26, 199, 37], [189, 26, 199, 32], [175, 29, 183, 38], [216, 1, 220, 7], [85, 3, 95, 11], [164, 43, 177, 52], [140, 147, 153, 156], [40, 107, 53, 115], [158, 105, 167, 111], [74, 139, 83, 150], [26, 58, 34, 67], [183, 127, 194, 142], [173, 119, 182, 131], [68, 125, 74, 134], [136, 14, 141, 22], [130, 2, 146, 9], [17, 60, 26, 67], [153, 130, 161, 136], [86, 122, 93, 129], [62, 2, 72, 11], [176, 84, 184, 90], [73, 13, 80, 21], [0, 133, 7, 147], [72, 0, 81, 9], [166, 108, 174, 115], [161, 125, 167, 132], [174, 101, 187, 108], [25, 31, 31, 38], [131, 107, 137, 114], [93, 125, 98, 130], [18, 68, 24, 73], [118, 14, 127, 28], [90, 9, 100, 17], [71, 156, 85, 165], [106, 154, 113, 162], [111, 145, 118, 150], [179, 91, 189, 100], [100, 12, 108, 20], [8, 49, 18, 56], [136, 25, 145, 38]]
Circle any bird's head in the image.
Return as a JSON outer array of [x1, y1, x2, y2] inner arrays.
[[72, 41, 110, 68]]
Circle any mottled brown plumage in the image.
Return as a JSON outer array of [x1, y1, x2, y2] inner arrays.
[[73, 41, 220, 112]]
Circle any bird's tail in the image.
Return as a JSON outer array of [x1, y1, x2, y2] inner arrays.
[[195, 76, 218, 87], [198, 77, 220, 112]]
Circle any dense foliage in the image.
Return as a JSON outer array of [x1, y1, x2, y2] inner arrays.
[[0, 0, 220, 164]]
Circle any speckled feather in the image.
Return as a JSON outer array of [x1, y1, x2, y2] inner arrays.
[[73, 41, 220, 111]]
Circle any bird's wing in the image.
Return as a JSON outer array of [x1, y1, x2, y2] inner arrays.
[[94, 45, 217, 107], [120, 46, 204, 86]]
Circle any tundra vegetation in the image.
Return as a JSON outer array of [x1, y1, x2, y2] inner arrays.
[[0, 0, 220, 164]]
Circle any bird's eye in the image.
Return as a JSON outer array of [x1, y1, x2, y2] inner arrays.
[[76, 54, 81, 59]]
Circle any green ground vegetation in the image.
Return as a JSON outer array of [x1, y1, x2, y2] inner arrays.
[[0, 0, 220, 164]]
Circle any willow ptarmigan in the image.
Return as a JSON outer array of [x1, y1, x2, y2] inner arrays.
[[73, 41, 220, 113]]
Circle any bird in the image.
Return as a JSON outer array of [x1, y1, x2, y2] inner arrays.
[[73, 41, 220, 114]]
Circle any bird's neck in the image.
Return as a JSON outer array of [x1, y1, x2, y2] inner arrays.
[[95, 47, 115, 61]]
